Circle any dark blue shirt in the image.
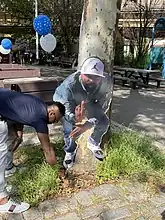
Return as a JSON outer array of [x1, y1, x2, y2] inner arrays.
[[0, 88, 48, 134]]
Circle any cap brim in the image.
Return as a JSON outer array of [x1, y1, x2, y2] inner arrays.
[[81, 72, 105, 78]]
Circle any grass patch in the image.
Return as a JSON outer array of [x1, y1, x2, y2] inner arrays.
[[9, 140, 64, 206], [8, 129, 165, 206], [97, 129, 165, 185]]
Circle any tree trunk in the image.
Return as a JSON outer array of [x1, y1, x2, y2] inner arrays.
[[71, 0, 121, 175], [78, 0, 119, 72]]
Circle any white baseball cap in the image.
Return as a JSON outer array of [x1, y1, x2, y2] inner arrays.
[[80, 57, 105, 77]]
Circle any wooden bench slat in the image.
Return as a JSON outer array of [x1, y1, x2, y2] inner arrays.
[[149, 76, 165, 81], [114, 75, 139, 82], [4, 80, 60, 92], [3, 76, 63, 92], [148, 76, 165, 88], [0, 68, 35, 71], [0, 70, 40, 79], [114, 75, 139, 89], [0, 64, 20, 68]]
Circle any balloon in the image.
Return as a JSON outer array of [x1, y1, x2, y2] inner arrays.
[[1, 39, 12, 50], [40, 34, 57, 53], [33, 15, 52, 36], [0, 45, 11, 54]]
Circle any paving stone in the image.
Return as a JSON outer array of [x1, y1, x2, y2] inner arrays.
[[53, 213, 80, 220], [125, 192, 149, 203], [80, 204, 107, 219], [67, 196, 79, 210], [39, 200, 56, 219], [51, 198, 70, 215], [107, 199, 128, 210], [129, 202, 154, 215], [118, 182, 145, 195], [129, 202, 160, 220], [100, 207, 131, 220], [8, 214, 24, 220], [135, 217, 148, 220], [74, 190, 94, 207], [154, 205, 165, 216], [23, 207, 44, 220], [150, 195, 165, 207], [89, 218, 101, 220], [91, 184, 121, 200]]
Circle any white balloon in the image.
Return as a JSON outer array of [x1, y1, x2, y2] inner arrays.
[[40, 34, 57, 53], [0, 45, 11, 55]]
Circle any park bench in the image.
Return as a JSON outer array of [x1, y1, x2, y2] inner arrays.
[[113, 70, 125, 77], [3, 76, 64, 103], [0, 64, 64, 103], [0, 67, 32, 71], [148, 76, 165, 88], [0, 69, 40, 79], [113, 75, 139, 89], [58, 57, 75, 68], [0, 64, 20, 68]]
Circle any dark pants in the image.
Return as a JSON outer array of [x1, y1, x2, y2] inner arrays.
[[63, 103, 109, 153]]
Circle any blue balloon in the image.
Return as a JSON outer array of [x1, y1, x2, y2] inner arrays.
[[1, 39, 12, 50], [33, 15, 52, 36]]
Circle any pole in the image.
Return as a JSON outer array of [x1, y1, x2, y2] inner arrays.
[[149, 27, 155, 70], [35, 0, 39, 60]]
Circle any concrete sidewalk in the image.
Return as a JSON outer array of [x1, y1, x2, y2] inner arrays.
[[112, 85, 165, 149], [1, 181, 165, 220]]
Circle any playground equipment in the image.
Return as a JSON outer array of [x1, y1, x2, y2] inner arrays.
[[149, 17, 165, 78]]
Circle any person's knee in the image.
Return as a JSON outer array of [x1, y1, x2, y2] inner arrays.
[[62, 119, 74, 137]]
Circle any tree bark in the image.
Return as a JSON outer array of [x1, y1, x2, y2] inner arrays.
[[78, 0, 119, 72], [71, 0, 121, 175]]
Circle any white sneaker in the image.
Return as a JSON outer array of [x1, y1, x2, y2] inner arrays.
[[5, 166, 17, 178], [0, 198, 30, 213], [5, 165, 26, 178], [87, 137, 105, 161], [6, 185, 18, 196], [63, 151, 76, 169]]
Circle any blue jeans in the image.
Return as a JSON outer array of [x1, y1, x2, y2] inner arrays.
[[62, 104, 109, 153]]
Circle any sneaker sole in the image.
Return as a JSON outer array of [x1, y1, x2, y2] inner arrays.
[[87, 144, 105, 160]]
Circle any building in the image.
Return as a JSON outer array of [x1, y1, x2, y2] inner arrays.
[[118, 0, 165, 59]]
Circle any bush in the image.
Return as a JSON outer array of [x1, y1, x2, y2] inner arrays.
[[123, 52, 150, 68]]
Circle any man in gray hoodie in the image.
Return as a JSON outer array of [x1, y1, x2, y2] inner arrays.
[[53, 57, 113, 169]]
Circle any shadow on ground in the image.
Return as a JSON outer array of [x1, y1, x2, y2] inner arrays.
[[112, 85, 165, 146]]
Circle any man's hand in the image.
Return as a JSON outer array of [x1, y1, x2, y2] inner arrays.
[[75, 101, 86, 123], [69, 122, 92, 139], [37, 133, 57, 165], [12, 137, 23, 152], [43, 147, 57, 165], [11, 123, 23, 152]]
